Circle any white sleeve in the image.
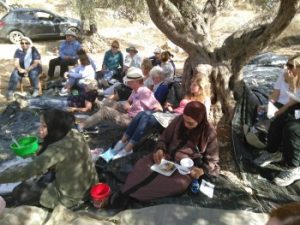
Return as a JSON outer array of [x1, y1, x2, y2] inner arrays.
[[274, 72, 284, 89], [124, 55, 131, 67]]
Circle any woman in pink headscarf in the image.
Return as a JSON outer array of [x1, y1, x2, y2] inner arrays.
[[109, 101, 219, 209]]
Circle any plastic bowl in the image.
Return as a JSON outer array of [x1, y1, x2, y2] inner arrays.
[[90, 183, 111, 208], [10, 136, 39, 158]]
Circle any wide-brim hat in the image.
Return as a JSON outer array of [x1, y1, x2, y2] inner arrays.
[[126, 46, 138, 53], [65, 30, 77, 38], [123, 67, 144, 83], [82, 79, 98, 90]]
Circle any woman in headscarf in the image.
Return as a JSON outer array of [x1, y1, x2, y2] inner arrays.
[[109, 101, 219, 208], [6, 37, 42, 100]]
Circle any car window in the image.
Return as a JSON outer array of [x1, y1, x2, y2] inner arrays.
[[16, 11, 36, 20], [1, 11, 13, 21], [35, 11, 54, 21]]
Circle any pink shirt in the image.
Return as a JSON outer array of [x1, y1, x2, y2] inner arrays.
[[173, 97, 211, 115], [128, 86, 161, 117]]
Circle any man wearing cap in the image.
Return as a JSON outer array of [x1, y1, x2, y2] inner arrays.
[[123, 46, 142, 73], [149, 47, 162, 67], [47, 30, 81, 80], [78, 67, 162, 133]]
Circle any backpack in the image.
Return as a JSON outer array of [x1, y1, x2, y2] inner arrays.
[[166, 78, 183, 108]]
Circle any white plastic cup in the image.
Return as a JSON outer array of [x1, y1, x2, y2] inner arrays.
[[178, 158, 194, 175]]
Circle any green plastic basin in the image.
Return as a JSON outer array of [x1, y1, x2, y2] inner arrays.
[[10, 136, 39, 157]]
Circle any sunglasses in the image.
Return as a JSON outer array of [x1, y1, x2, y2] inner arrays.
[[111, 45, 119, 49], [286, 63, 294, 70], [20, 42, 30, 45]]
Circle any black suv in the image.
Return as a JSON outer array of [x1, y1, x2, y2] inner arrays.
[[0, 8, 82, 43]]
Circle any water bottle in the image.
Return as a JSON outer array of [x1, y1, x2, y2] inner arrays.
[[190, 179, 200, 194]]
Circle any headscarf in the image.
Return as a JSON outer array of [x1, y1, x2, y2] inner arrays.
[[183, 101, 207, 124], [182, 101, 210, 150], [20, 37, 33, 69], [38, 109, 75, 155]]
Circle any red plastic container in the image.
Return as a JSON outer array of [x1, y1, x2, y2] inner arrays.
[[90, 183, 111, 208]]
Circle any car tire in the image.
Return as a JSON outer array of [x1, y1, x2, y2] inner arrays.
[[9, 30, 24, 44]]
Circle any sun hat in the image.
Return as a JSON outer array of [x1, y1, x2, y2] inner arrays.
[[20, 36, 33, 46], [82, 79, 98, 90], [123, 67, 144, 83], [126, 46, 138, 53], [65, 30, 77, 38], [153, 47, 161, 54]]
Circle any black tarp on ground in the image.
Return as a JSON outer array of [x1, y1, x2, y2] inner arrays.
[[0, 103, 272, 212], [231, 86, 300, 212]]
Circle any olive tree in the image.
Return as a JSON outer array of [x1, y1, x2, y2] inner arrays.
[[75, 0, 299, 121]]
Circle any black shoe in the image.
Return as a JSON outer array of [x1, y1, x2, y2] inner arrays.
[[83, 127, 99, 134]]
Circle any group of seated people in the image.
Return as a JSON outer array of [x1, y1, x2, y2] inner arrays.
[[0, 30, 299, 219], [2, 30, 219, 211]]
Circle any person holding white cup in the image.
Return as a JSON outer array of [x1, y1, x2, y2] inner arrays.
[[112, 101, 220, 204]]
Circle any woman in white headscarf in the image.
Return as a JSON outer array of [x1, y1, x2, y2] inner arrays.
[[6, 37, 42, 100]]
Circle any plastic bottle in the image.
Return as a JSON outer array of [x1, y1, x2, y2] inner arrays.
[[190, 179, 200, 194]]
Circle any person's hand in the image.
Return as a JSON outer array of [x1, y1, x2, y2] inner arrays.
[[67, 107, 76, 113], [122, 102, 131, 111], [153, 149, 165, 164], [190, 167, 204, 179], [64, 72, 70, 79], [18, 68, 27, 74]]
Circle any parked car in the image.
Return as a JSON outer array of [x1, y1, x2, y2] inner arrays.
[[0, 8, 82, 44]]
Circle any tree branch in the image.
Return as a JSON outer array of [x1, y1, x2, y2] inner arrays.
[[145, 0, 212, 60], [217, 0, 300, 73]]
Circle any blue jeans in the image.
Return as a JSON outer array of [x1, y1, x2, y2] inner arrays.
[[28, 97, 69, 110], [8, 68, 41, 93], [125, 111, 160, 145]]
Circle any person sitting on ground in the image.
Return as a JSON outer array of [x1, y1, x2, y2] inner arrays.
[[150, 66, 169, 105], [104, 58, 152, 101], [103, 51, 145, 101], [0, 109, 98, 209], [123, 46, 142, 73], [266, 202, 300, 225], [141, 58, 154, 90], [59, 51, 96, 96], [112, 73, 211, 160], [149, 47, 161, 67], [47, 30, 81, 80], [161, 51, 175, 82], [99, 40, 123, 86], [6, 37, 42, 100], [244, 58, 299, 149], [16, 79, 98, 113], [109, 101, 219, 209], [254, 56, 300, 187], [78, 47, 101, 74], [77, 67, 162, 132]]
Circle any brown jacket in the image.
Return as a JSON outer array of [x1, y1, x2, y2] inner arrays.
[[155, 116, 220, 176]]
